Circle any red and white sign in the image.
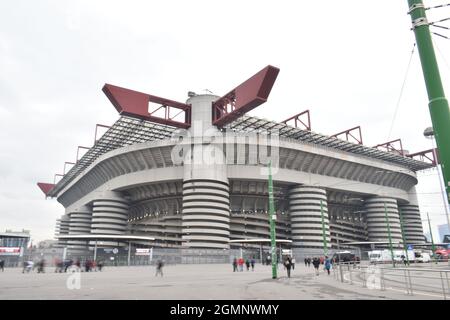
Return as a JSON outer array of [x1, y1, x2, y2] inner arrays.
[[0, 247, 21, 256], [135, 248, 151, 256]]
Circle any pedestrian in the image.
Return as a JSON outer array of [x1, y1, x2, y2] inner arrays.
[[401, 255, 407, 266], [324, 256, 332, 275], [97, 261, 103, 272], [307, 257, 311, 267], [284, 257, 292, 278], [238, 257, 244, 272], [250, 257, 255, 271], [232, 257, 238, 272], [37, 259, 45, 273], [22, 261, 28, 273], [291, 257, 296, 270], [155, 259, 164, 277], [304, 258, 308, 267], [312, 257, 320, 276], [245, 259, 250, 271], [0, 259, 4, 272]]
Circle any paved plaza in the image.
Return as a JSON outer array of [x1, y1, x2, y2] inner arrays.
[[1, 263, 449, 300]]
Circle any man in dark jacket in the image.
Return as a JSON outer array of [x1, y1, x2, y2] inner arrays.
[[284, 258, 293, 278], [312, 257, 321, 275]]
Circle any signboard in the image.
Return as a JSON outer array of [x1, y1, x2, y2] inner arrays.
[[112, 248, 119, 254], [135, 248, 151, 256], [0, 247, 21, 256]]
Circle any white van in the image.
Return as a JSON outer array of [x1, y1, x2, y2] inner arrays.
[[369, 250, 414, 264], [414, 251, 431, 263]]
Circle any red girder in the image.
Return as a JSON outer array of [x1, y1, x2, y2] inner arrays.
[[282, 110, 311, 131], [76, 146, 90, 163], [373, 139, 405, 156], [212, 65, 280, 127], [406, 148, 439, 166], [94, 124, 111, 144], [331, 126, 363, 145], [102, 84, 191, 129], [37, 182, 55, 196]]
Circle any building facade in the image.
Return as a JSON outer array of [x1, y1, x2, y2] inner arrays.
[[44, 92, 432, 261]]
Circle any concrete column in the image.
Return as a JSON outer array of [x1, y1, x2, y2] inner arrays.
[[91, 191, 128, 235], [398, 187, 425, 244], [181, 94, 230, 249], [364, 197, 403, 246], [67, 205, 92, 252], [289, 185, 331, 253], [398, 204, 425, 244]]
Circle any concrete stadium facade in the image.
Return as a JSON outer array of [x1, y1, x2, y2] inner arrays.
[[47, 93, 431, 259]]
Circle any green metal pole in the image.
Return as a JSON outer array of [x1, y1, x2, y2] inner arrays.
[[426, 212, 437, 262], [407, 0, 450, 205], [268, 161, 277, 279], [320, 200, 328, 257], [384, 202, 395, 267], [398, 208, 410, 266]]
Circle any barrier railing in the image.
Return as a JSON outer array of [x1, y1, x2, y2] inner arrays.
[[332, 261, 450, 299]]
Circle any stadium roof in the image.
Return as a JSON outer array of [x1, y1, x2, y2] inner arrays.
[[47, 114, 434, 198]]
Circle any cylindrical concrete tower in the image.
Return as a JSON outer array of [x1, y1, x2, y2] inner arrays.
[[398, 188, 425, 244], [67, 205, 92, 251], [289, 185, 330, 256], [364, 197, 403, 245], [91, 191, 129, 235], [181, 94, 230, 249]]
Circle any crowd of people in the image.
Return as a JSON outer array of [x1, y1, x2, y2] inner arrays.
[[232, 257, 256, 272], [19, 258, 104, 273], [231, 255, 337, 278]]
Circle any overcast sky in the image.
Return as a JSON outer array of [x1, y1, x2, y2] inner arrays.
[[1, 1, 449, 244]]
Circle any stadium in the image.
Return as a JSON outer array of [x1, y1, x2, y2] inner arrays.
[[37, 65, 434, 263]]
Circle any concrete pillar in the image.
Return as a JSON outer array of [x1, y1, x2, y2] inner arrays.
[[289, 185, 331, 256], [67, 205, 92, 252], [181, 94, 230, 249], [91, 191, 128, 235], [398, 187, 425, 244], [364, 197, 403, 246]]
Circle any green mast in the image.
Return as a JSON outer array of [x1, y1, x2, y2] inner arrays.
[[320, 200, 328, 257], [268, 161, 277, 279], [407, 0, 450, 204]]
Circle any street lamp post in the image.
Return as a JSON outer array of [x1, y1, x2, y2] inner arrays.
[[320, 199, 328, 257], [268, 161, 277, 279], [426, 212, 437, 263], [384, 202, 396, 267], [398, 208, 410, 266]]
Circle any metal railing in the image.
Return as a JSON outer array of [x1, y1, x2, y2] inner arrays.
[[332, 261, 450, 299]]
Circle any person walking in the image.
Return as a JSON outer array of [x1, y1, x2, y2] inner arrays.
[[284, 257, 292, 278], [304, 258, 308, 267], [291, 257, 296, 270], [245, 259, 250, 271], [312, 257, 320, 276], [232, 258, 238, 272], [238, 257, 244, 272], [324, 256, 332, 275], [155, 259, 164, 277], [250, 257, 255, 271], [307, 257, 311, 267], [0, 259, 4, 272]]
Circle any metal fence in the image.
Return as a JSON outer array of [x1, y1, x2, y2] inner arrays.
[[332, 260, 450, 300]]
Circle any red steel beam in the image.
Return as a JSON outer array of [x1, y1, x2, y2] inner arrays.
[[94, 124, 111, 144], [331, 126, 363, 145], [63, 162, 75, 175], [102, 84, 191, 129], [76, 146, 91, 163], [37, 183, 55, 196], [406, 148, 439, 166], [281, 110, 311, 131], [53, 174, 64, 185], [212, 65, 280, 127], [373, 139, 405, 156]]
